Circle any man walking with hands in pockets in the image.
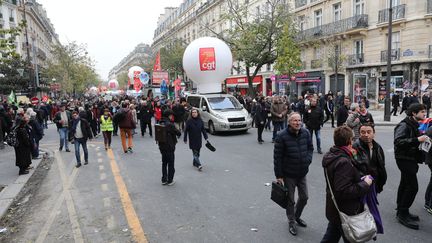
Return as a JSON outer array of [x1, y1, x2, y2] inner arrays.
[[274, 112, 313, 236]]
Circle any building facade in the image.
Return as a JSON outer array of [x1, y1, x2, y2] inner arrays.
[[295, 0, 432, 105], [108, 43, 153, 80]]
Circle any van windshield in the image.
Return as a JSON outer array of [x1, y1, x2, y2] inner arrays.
[[207, 97, 242, 110]]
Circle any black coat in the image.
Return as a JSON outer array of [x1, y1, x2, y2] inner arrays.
[[158, 118, 181, 152], [274, 127, 313, 179], [322, 146, 370, 225], [394, 117, 423, 163], [423, 95, 431, 109], [254, 102, 267, 125], [184, 117, 208, 150], [353, 140, 387, 193], [53, 111, 72, 129], [29, 119, 44, 142], [139, 104, 154, 123], [336, 105, 349, 126], [14, 126, 32, 169], [392, 94, 400, 107], [172, 104, 187, 123], [304, 106, 324, 130], [70, 118, 93, 140]]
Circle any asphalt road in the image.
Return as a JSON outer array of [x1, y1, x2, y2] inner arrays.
[[3, 122, 432, 243]]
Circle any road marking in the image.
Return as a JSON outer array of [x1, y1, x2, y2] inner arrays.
[[99, 165, 105, 171], [97, 152, 102, 157], [103, 197, 111, 207], [101, 184, 109, 191], [36, 152, 83, 243], [98, 158, 103, 163], [107, 149, 148, 243], [100, 173, 107, 181], [107, 215, 115, 230]]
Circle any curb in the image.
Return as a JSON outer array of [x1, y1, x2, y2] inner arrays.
[[0, 148, 53, 220]]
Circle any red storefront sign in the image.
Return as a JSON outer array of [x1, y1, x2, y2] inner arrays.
[[226, 75, 263, 86], [199, 48, 216, 71]]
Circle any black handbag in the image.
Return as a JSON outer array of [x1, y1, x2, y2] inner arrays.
[[205, 140, 216, 152], [271, 181, 288, 209]]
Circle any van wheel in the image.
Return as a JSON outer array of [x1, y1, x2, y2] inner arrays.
[[209, 121, 216, 135]]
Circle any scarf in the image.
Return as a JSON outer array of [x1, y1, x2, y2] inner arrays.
[[71, 118, 80, 135]]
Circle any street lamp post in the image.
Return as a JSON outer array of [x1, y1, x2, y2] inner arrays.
[[21, 0, 34, 95], [384, 1, 393, 122]]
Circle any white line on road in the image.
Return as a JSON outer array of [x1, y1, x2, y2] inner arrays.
[[107, 215, 116, 230], [98, 158, 103, 163], [101, 184, 109, 191], [99, 165, 104, 171], [103, 197, 111, 208], [97, 152, 102, 157], [100, 173, 107, 181]]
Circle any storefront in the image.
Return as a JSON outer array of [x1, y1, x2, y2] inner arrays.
[[225, 75, 263, 96], [295, 71, 324, 97]]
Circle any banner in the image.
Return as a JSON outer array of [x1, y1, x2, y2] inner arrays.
[[199, 47, 216, 71], [152, 71, 169, 86], [153, 51, 162, 71]]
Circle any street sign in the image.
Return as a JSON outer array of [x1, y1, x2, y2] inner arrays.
[[31, 97, 39, 105]]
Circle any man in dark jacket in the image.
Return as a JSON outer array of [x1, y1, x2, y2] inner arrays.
[[254, 97, 267, 144], [117, 103, 136, 153], [274, 112, 313, 236], [323, 95, 335, 128], [400, 92, 410, 115], [353, 124, 387, 194], [394, 103, 428, 230], [391, 92, 400, 116], [139, 100, 153, 137], [70, 110, 93, 168], [271, 96, 288, 142], [336, 97, 351, 127], [172, 99, 187, 132], [321, 126, 372, 242], [303, 98, 324, 154], [159, 109, 181, 186], [422, 92, 431, 118]]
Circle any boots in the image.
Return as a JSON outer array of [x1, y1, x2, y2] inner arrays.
[[397, 210, 419, 230]]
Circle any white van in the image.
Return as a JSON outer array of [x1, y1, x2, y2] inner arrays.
[[186, 94, 252, 134]]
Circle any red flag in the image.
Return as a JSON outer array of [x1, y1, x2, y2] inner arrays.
[[153, 51, 162, 71]]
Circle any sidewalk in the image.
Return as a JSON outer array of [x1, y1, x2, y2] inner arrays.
[[368, 109, 404, 126], [0, 145, 46, 220]]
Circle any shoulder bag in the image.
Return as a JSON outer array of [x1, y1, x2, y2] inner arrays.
[[324, 169, 377, 243]]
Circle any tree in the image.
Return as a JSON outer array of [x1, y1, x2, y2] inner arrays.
[[274, 22, 302, 79], [0, 56, 29, 94], [117, 71, 128, 90], [43, 42, 99, 95], [214, 0, 293, 97], [159, 39, 185, 80]]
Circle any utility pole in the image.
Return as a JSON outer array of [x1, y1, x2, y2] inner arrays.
[[384, 1, 393, 122]]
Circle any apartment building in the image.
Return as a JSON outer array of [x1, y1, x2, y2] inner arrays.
[[108, 43, 153, 80], [295, 0, 432, 105], [0, 0, 19, 47]]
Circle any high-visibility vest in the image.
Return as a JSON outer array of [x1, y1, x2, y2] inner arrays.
[[100, 115, 114, 132]]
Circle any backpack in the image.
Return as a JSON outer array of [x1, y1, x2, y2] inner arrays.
[[113, 110, 126, 124], [5, 127, 19, 147], [154, 124, 167, 143]]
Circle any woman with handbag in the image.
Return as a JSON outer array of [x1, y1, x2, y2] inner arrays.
[[183, 108, 208, 171], [321, 126, 374, 243]]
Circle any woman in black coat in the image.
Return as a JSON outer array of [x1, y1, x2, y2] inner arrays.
[[14, 116, 33, 175], [183, 108, 208, 171], [255, 97, 267, 144]]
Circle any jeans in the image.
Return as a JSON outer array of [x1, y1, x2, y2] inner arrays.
[[58, 127, 69, 150], [265, 118, 271, 130], [308, 128, 321, 151], [396, 160, 419, 211], [161, 150, 175, 183], [120, 128, 133, 151], [284, 176, 308, 223], [425, 164, 432, 208], [140, 120, 152, 136], [74, 138, 88, 164], [102, 131, 112, 147], [272, 121, 284, 140], [32, 139, 40, 158], [192, 149, 201, 167], [320, 222, 350, 243]]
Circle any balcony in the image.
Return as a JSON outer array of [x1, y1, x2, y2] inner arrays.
[[297, 15, 368, 42], [381, 48, 401, 62], [428, 0, 432, 14], [311, 59, 323, 69], [295, 0, 307, 8], [9, 17, 14, 22], [347, 53, 364, 66], [378, 4, 406, 23]]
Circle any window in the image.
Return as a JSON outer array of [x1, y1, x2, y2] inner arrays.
[[354, 40, 363, 55], [391, 31, 400, 50], [298, 15, 305, 31], [387, 0, 401, 7], [187, 97, 201, 108], [256, 6, 260, 17], [354, 0, 364, 15], [314, 47, 322, 59], [314, 9, 322, 27], [8, 8, 14, 22], [334, 3, 342, 22]]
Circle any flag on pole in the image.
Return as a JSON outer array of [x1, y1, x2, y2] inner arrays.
[[153, 51, 162, 71], [8, 90, 15, 104]]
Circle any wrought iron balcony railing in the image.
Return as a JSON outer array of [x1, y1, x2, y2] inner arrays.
[[295, 0, 307, 8], [378, 4, 406, 23], [381, 48, 401, 62], [428, 0, 432, 14], [297, 15, 368, 42], [347, 53, 364, 66], [311, 59, 323, 69]]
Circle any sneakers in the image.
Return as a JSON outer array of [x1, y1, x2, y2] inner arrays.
[[76, 163, 82, 168], [198, 166, 203, 171], [167, 181, 176, 186], [425, 205, 432, 215], [161, 181, 168, 185], [295, 218, 307, 227], [84, 161, 89, 165], [65, 149, 71, 152], [127, 147, 133, 153]]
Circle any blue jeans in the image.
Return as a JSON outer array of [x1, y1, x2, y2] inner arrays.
[[272, 121, 284, 140], [192, 149, 201, 167], [308, 128, 321, 151], [58, 128, 69, 150], [74, 138, 88, 164]]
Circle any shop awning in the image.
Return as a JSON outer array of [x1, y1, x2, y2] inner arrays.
[[226, 82, 260, 88], [295, 77, 321, 83]]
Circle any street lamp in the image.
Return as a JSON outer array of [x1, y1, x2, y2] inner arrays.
[[21, 0, 34, 94], [384, 1, 393, 122]]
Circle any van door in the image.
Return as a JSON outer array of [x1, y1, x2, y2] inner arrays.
[[200, 97, 210, 128]]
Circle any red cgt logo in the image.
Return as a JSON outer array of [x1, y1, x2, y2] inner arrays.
[[199, 47, 216, 71]]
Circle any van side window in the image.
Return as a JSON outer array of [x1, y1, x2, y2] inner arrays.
[[188, 97, 200, 108], [202, 99, 208, 109]]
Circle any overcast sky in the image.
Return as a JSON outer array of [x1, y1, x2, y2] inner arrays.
[[37, 0, 184, 80]]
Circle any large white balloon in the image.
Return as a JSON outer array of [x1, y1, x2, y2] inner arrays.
[[183, 37, 233, 93], [108, 79, 119, 90], [128, 66, 144, 85]]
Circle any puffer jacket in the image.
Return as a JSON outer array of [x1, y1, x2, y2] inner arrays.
[[274, 127, 313, 179], [322, 146, 370, 225], [394, 117, 423, 163]]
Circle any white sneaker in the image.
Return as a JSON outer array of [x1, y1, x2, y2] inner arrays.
[[167, 181, 176, 186]]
